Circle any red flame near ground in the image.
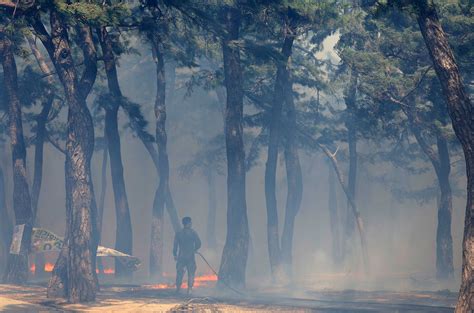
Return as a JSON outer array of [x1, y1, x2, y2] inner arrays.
[[30, 263, 55, 273], [147, 274, 218, 290], [30, 263, 115, 275]]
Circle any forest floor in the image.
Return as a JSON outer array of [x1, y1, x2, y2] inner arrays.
[[0, 281, 458, 312]]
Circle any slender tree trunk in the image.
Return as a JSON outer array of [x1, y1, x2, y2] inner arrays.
[[32, 12, 98, 302], [98, 139, 107, 243], [281, 141, 302, 273], [98, 27, 133, 279], [163, 61, 180, 233], [328, 164, 341, 265], [26, 32, 55, 278], [280, 62, 302, 275], [388, 89, 455, 281], [165, 186, 180, 233], [264, 11, 296, 279], [0, 30, 34, 285], [415, 2, 474, 311], [435, 135, 454, 280], [206, 168, 217, 250], [0, 166, 12, 274], [148, 31, 168, 278], [342, 72, 358, 259], [31, 99, 53, 278], [411, 120, 454, 280], [218, 5, 249, 289], [97, 141, 107, 275]]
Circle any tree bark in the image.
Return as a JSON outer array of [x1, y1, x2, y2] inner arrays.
[[31, 12, 98, 302], [26, 32, 54, 278], [280, 61, 302, 275], [414, 2, 474, 311], [328, 164, 342, 265], [0, 29, 34, 285], [148, 31, 168, 278], [0, 165, 12, 275], [264, 10, 296, 279], [97, 140, 107, 275], [98, 137, 107, 243], [206, 168, 217, 250], [31, 99, 53, 277], [435, 134, 454, 280], [163, 62, 180, 233], [342, 71, 358, 258], [98, 27, 133, 279], [218, 5, 249, 289], [403, 99, 455, 281]]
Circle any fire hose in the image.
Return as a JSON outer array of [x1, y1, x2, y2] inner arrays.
[[196, 252, 245, 296]]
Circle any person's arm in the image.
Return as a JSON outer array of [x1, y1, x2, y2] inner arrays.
[[173, 232, 179, 260], [194, 231, 201, 252]]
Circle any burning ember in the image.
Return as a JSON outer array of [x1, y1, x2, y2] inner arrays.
[[29, 262, 55, 273], [146, 274, 218, 290], [30, 263, 115, 275]]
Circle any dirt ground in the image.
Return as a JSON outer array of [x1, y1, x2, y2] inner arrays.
[[0, 283, 458, 312]]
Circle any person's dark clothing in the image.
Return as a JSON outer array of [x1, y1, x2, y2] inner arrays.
[[176, 258, 196, 292], [173, 227, 201, 291]]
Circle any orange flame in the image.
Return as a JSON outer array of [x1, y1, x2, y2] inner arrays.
[[147, 273, 218, 289], [103, 268, 115, 274], [30, 262, 55, 273], [195, 274, 218, 282], [45, 263, 54, 272]]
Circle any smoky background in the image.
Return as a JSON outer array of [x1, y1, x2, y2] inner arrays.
[[0, 32, 466, 293]]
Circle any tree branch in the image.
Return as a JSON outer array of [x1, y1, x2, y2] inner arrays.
[[45, 131, 65, 155], [75, 25, 97, 99]]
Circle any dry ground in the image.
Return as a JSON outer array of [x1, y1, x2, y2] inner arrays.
[[0, 283, 457, 312]]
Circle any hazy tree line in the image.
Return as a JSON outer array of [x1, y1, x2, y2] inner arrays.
[[0, 0, 472, 311]]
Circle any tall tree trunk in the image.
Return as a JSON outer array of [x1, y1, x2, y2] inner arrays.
[[98, 138, 107, 243], [163, 61, 180, 233], [26, 32, 54, 278], [218, 5, 249, 289], [410, 118, 454, 280], [31, 99, 53, 277], [98, 27, 133, 279], [435, 135, 454, 280], [206, 168, 217, 250], [342, 71, 358, 259], [0, 166, 12, 274], [328, 164, 341, 265], [415, 2, 474, 311], [97, 140, 107, 275], [32, 12, 98, 302], [0, 30, 34, 285], [280, 62, 302, 275], [281, 141, 302, 273], [148, 31, 168, 278], [264, 10, 296, 279]]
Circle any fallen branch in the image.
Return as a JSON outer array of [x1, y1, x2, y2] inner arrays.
[[318, 142, 370, 274]]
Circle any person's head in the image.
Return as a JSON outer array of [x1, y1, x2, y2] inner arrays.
[[182, 216, 192, 228]]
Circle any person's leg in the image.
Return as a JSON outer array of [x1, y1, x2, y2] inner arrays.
[[187, 259, 197, 293], [176, 260, 185, 292]]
